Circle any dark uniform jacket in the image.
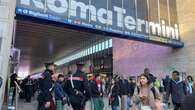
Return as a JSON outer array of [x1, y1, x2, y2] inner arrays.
[[38, 69, 53, 103], [65, 70, 90, 104]]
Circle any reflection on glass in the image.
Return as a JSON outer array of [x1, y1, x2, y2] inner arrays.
[[105, 40, 109, 48], [102, 41, 105, 50], [109, 39, 112, 47]]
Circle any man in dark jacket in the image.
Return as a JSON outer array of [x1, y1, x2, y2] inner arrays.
[[24, 75, 33, 102], [127, 78, 136, 110], [37, 62, 55, 110], [118, 75, 129, 110], [65, 63, 90, 110], [163, 75, 171, 91], [166, 70, 187, 110]]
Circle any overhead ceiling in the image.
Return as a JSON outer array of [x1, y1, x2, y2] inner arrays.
[[15, 19, 106, 73]]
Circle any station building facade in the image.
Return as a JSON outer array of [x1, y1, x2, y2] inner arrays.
[[0, 0, 195, 108]]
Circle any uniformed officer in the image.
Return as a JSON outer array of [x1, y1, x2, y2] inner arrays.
[[37, 62, 55, 110], [65, 63, 91, 110]]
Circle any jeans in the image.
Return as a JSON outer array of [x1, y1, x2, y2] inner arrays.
[[121, 95, 128, 110], [112, 106, 119, 110], [127, 96, 132, 110]]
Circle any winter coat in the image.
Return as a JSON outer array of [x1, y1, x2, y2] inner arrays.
[[54, 81, 66, 100], [166, 79, 187, 104]]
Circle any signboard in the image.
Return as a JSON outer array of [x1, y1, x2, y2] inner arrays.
[[16, 0, 184, 48]]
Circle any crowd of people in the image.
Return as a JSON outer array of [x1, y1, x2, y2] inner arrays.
[[10, 62, 195, 110]]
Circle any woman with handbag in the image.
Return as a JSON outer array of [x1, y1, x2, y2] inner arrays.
[[109, 79, 120, 110], [132, 74, 162, 110]]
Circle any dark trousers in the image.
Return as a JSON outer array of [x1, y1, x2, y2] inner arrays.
[[71, 102, 84, 110], [25, 86, 33, 102], [173, 103, 181, 110]]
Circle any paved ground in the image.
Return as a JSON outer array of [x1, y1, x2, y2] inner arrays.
[[17, 97, 172, 110], [17, 97, 111, 110]]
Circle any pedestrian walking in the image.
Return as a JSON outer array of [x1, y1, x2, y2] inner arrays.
[[165, 70, 187, 110], [118, 75, 129, 110], [186, 75, 193, 94], [132, 74, 162, 110], [127, 78, 136, 110], [37, 62, 55, 110], [24, 75, 33, 102], [54, 74, 67, 110], [65, 63, 91, 110], [90, 74, 104, 110], [109, 79, 120, 110]]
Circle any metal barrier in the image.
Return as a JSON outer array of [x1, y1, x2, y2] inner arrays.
[[7, 87, 15, 110], [7, 81, 22, 110]]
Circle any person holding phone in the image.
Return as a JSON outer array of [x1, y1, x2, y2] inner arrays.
[[132, 74, 161, 110]]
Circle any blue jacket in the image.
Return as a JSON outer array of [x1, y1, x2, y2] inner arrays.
[[55, 81, 66, 100]]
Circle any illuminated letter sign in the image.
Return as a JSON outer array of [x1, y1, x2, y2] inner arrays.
[[16, 0, 184, 48]]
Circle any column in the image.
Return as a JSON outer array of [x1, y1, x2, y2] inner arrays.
[[0, 0, 16, 109]]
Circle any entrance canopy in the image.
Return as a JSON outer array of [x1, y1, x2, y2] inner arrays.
[[15, 19, 105, 75]]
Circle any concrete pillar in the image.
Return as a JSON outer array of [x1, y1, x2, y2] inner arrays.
[[0, 0, 16, 109], [176, 0, 195, 76]]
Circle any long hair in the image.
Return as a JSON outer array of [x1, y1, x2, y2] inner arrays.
[[140, 74, 152, 86]]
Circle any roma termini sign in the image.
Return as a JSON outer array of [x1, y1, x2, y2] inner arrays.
[[16, 0, 184, 48]]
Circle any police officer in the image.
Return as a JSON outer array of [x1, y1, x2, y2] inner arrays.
[[37, 62, 55, 110], [65, 63, 90, 110]]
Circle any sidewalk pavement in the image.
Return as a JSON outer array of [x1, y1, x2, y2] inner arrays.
[[18, 97, 173, 110]]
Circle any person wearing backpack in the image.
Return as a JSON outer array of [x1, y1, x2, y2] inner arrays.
[[109, 78, 120, 110], [132, 74, 161, 110], [165, 70, 187, 110], [54, 74, 67, 110]]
